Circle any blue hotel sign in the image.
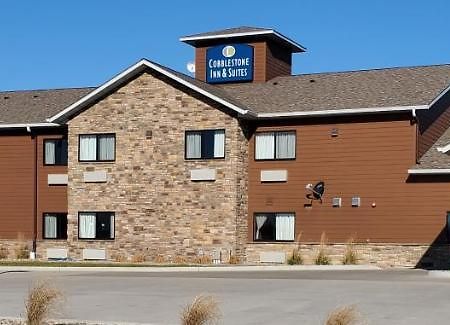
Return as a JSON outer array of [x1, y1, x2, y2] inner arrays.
[[206, 44, 254, 83]]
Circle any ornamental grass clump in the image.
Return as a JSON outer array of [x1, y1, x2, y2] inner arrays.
[[315, 232, 331, 265], [325, 305, 361, 325], [25, 281, 62, 325], [287, 233, 303, 265], [342, 237, 358, 265], [180, 295, 221, 325]]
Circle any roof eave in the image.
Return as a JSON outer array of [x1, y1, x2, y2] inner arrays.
[[0, 122, 60, 129], [180, 30, 306, 53], [256, 105, 429, 119], [408, 168, 450, 175]]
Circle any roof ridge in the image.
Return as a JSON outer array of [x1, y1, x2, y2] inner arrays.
[[0, 86, 97, 94], [278, 63, 450, 80]]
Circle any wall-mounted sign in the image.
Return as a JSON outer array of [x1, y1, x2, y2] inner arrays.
[[206, 44, 254, 84]]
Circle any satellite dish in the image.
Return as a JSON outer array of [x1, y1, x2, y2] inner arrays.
[[186, 62, 196, 74], [306, 181, 325, 203]]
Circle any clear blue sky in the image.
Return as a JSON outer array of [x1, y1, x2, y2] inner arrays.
[[2, 0, 449, 91]]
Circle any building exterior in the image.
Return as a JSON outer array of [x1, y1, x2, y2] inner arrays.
[[1, 27, 450, 267]]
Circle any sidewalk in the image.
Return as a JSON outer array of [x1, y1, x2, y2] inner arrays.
[[0, 264, 381, 273]]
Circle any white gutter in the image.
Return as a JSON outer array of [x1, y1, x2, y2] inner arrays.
[[437, 143, 450, 153], [429, 82, 450, 107], [0, 122, 60, 129], [48, 59, 250, 123], [408, 168, 450, 175], [257, 105, 429, 118], [180, 30, 306, 52]]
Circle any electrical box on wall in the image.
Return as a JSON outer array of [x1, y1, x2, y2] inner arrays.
[[352, 197, 361, 207], [332, 197, 342, 207]]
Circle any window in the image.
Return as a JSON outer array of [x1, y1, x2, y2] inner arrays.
[[44, 139, 68, 165], [254, 213, 295, 241], [78, 212, 115, 240], [185, 129, 225, 159], [255, 131, 296, 160], [79, 134, 115, 162], [43, 213, 67, 239]]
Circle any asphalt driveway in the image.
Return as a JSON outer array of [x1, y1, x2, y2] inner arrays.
[[1, 269, 449, 324]]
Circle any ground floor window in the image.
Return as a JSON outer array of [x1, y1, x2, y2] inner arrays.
[[78, 212, 115, 240], [254, 213, 295, 241], [43, 213, 67, 239]]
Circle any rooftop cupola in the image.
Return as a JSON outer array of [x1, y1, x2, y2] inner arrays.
[[180, 26, 306, 84]]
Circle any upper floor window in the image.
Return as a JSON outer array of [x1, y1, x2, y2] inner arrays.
[[44, 139, 68, 165], [255, 131, 296, 160], [79, 134, 115, 162], [185, 129, 225, 159], [43, 213, 67, 240]]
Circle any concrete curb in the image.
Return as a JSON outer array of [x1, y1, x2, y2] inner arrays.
[[428, 270, 450, 278], [0, 317, 155, 325], [0, 264, 381, 273]]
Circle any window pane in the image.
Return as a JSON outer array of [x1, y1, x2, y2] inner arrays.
[[186, 132, 201, 158], [255, 133, 275, 160], [79, 213, 96, 239], [56, 139, 68, 165], [255, 213, 276, 240], [98, 135, 115, 161], [276, 132, 296, 159], [45, 141, 56, 165], [44, 215, 57, 239], [96, 212, 113, 239], [213, 130, 225, 158], [275, 213, 295, 241], [201, 131, 215, 159], [79, 136, 97, 161]]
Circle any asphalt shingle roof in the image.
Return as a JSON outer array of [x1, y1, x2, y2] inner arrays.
[[219, 64, 450, 113], [181, 26, 271, 39], [0, 88, 94, 123]]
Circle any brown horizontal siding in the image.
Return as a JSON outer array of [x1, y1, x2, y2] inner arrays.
[[36, 134, 67, 240], [0, 136, 34, 239], [265, 42, 292, 81], [248, 116, 450, 244]]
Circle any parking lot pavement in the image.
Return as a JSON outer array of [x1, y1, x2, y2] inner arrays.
[[1, 269, 450, 324]]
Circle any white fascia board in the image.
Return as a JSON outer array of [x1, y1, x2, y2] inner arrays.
[[180, 30, 306, 52], [437, 143, 450, 153], [408, 168, 450, 175], [48, 59, 250, 123], [429, 83, 450, 107], [257, 105, 429, 118], [0, 122, 60, 128]]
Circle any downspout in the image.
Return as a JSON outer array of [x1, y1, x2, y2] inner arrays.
[[27, 126, 37, 259]]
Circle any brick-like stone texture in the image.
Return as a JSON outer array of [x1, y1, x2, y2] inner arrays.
[[39, 70, 249, 262], [246, 243, 450, 268]]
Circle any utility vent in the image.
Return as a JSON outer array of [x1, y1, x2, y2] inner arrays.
[[332, 197, 342, 207], [352, 197, 361, 207]]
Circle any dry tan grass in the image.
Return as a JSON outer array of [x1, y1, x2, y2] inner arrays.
[[287, 233, 303, 265], [131, 253, 146, 263], [0, 245, 8, 259], [113, 253, 127, 263], [180, 295, 221, 325], [228, 254, 240, 264], [25, 281, 62, 325], [154, 254, 166, 264], [173, 255, 187, 264], [342, 237, 359, 265], [325, 305, 361, 325], [15, 232, 29, 260], [315, 232, 331, 265], [194, 255, 212, 265]]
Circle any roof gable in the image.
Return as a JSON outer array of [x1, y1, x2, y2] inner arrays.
[[48, 59, 252, 123]]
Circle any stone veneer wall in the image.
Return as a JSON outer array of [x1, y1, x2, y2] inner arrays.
[[0, 239, 31, 259], [39, 70, 249, 262], [246, 243, 450, 268]]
